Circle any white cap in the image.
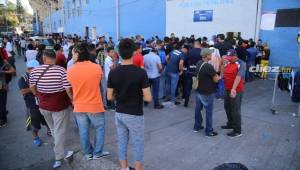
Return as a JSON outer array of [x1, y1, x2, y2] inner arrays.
[[208, 40, 214, 46]]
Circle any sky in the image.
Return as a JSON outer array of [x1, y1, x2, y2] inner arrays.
[[8, 0, 33, 15]]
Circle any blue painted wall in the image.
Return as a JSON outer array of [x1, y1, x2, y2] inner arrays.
[[119, 0, 166, 39], [260, 0, 300, 67], [44, 0, 166, 40]]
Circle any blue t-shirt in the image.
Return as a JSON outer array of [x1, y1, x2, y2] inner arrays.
[[158, 49, 166, 66], [246, 47, 258, 64], [144, 52, 161, 79], [165, 50, 184, 74], [18, 73, 38, 109]]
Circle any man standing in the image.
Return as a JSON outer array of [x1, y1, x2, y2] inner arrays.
[[30, 50, 73, 169], [54, 44, 67, 69], [184, 39, 202, 107], [67, 43, 110, 160], [246, 42, 258, 82], [107, 38, 152, 170], [132, 43, 144, 68], [165, 42, 184, 105], [104, 47, 116, 110], [222, 49, 246, 137], [18, 60, 50, 146], [194, 48, 220, 137], [144, 48, 164, 109]]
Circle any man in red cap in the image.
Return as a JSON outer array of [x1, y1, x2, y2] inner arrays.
[[221, 49, 246, 137]]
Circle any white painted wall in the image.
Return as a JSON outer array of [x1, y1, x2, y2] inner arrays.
[[166, 0, 258, 39]]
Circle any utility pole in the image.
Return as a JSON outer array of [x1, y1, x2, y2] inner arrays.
[[116, 0, 120, 41]]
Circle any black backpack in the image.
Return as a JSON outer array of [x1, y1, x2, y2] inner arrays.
[[292, 71, 300, 103]]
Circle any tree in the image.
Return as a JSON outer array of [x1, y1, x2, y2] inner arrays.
[[16, 0, 24, 21]]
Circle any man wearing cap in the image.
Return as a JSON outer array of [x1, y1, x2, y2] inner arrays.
[[221, 49, 246, 137], [194, 48, 220, 137], [18, 60, 50, 147]]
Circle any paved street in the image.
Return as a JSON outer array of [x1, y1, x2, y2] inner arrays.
[[0, 56, 299, 170]]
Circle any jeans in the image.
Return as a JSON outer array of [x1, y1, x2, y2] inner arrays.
[[0, 89, 7, 122], [183, 73, 193, 106], [75, 113, 106, 156], [246, 62, 255, 82], [194, 92, 214, 134], [149, 77, 160, 107], [159, 69, 167, 99], [115, 113, 144, 163], [224, 90, 243, 133], [166, 72, 180, 102], [40, 107, 71, 160]]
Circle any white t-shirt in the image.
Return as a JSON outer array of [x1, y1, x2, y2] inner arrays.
[[63, 44, 70, 59], [5, 42, 13, 57], [25, 50, 38, 61], [104, 56, 114, 80], [144, 52, 161, 79], [20, 40, 26, 48]]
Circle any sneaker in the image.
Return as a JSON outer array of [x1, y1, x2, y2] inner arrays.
[[174, 101, 181, 105], [193, 126, 204, 132], [154, 105, 164, 109], [227, 130, 242, 137], [184, 103, 188, 107], [53, 160, 62, 169], [221, 125, 234, 130], [33, 137, 42, 147], [64, 151, 74, 163], [93, 151, 110, 159], [206, 131, 218, 137], [84, 154, 93, 161], [0, 121, 7, 128]]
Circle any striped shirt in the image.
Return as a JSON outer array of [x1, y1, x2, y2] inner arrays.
[[29, 64, 71, 93]]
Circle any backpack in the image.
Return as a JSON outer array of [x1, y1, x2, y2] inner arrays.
[[292, 71, 300, 103]]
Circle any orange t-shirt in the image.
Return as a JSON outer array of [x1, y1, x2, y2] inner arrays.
[[67, 61, 105, 113]]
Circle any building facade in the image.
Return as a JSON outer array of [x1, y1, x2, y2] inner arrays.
[[40, 0, 300, 67]]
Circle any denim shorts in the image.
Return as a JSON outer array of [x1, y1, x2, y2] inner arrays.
[[115, 112, 144, 163]]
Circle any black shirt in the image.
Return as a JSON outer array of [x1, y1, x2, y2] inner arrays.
[[107, 65, 150, 116], [235, 46, 248, 62], [186, 48, 202, 73], [214, 41, 233, 57], [195, 61, 217, 95]]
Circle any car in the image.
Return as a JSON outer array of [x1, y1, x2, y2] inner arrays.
[[30, 36, 55, 50]]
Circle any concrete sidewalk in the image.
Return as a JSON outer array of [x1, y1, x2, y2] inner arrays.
[[0, 57, 299, 170]]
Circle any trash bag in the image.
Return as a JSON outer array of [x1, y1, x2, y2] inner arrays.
[[213, 163, 248, 170]]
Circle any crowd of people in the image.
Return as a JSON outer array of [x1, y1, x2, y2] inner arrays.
[[0, 33, 271, 170]]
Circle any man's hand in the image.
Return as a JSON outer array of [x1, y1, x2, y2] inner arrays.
[[230, 89, 237, 98]]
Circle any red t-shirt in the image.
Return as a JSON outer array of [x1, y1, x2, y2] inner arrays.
[[223, 61, 245, 93], [132, 52, 144, 68], [56, 52, 67, 69]]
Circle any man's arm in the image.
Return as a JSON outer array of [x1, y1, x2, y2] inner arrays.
[[142, 87, 152, 102], [30, 85, 37, 96], [65, 87, 73, 101], [20, 88, 32, 96], [230, 76, 241, 98], [107, 88, 115, 101]]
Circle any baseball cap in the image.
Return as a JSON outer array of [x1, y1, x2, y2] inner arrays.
[[26, 59, 40, 68], [208, 40, 214, 46], [201, 48, 214, 57], [227, 49, 237, 56]]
